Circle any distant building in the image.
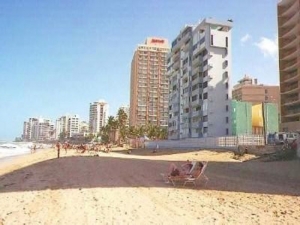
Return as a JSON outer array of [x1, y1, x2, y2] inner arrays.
[[277, 0, 300, 132], [232, 75, 280, 105], [89, 100, 109, 134], [55, 114, 80, 139], [130, 37, 170, 127], [80, 121, 89, 135], [168, 18, 233, 139], [23, 117, 54, 141]]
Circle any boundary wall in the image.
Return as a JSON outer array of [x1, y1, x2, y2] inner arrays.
[[144, 135, 265, 149]]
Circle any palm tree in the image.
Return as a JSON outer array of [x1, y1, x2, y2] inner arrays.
[[117, 109, 128, 143]]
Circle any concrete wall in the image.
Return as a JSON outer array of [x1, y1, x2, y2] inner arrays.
[[145, 135, 264, 149]]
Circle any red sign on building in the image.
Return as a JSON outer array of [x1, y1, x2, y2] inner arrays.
[[151, 39, 164, 44]]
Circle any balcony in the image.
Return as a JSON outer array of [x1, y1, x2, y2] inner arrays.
[[281, 0, 299, 17], [181, 39, 191, 52], [280, 36, 297, 49], [192, 110, 200, 117], [182, 81, 189, 90], [281, 83, 299, 95], [280, 23, 298, 38], [282, 10, 299, 28], [191, 98, 202, 107], [282, 98, 300, 106], [173, 60, 180, 70], [281, 70, 298, 83], [191, 75, 200, 85], [281, 47, 298, 60], [282, 58, 298, 71], [284, 109, 300, 117], [191, 87, 199, 96], [193, 41, 205, 56]]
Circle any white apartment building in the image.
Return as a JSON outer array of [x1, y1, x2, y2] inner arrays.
[[89, 100, 109, 134], [80, 121, 89, 134], [55, 114, 80, 139], [68, 115, 80, 137], [23, 117, 38, 140], [168, 18, 233, 139], [23, 117, 53, 141]]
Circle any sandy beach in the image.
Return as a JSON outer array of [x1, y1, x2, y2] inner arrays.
[[0, 147, 299, 225]]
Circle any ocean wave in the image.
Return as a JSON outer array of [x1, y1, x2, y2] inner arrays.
[[0, 142, 32, 159]]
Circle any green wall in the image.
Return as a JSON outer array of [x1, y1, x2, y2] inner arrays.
[[231, 100, 252, 135]]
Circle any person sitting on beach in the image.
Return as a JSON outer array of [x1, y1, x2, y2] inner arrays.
[[169, 161, 203, 178], [168, 160, 194, 177]]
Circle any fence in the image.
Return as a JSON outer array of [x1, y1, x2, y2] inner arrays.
[[144, 135, 265, 150]]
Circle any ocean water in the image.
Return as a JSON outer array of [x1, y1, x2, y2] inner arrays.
[[0, 141, 33, 159]]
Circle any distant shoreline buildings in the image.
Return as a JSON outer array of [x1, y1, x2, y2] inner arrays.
[[22, 100, 111, 142], [21, 3, 298, 141]]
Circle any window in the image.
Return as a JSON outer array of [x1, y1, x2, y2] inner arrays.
[[192, 74, 197, 81], [226, 117, 229, 123], [225, 37, 228, 47], [224, 48, 228, 57], [210, 35, 214, 45], [265, 89, 268, 94], [203, 116, 208, 122], [224, 60, 228, 67], [203, 93, 208, 99], [224, 71, 228, 79], [226, 105, 229, 111], [225, 82, 229, 89], [226, 128, 229, 135], [192, 95, 198, 101], [192, 84, 198, 91], [226, 94, 229, 100]]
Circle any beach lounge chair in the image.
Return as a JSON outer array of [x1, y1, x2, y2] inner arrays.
[[160, 161, 197, 185], [182, 161, 209, 187], [168, 161, 209, 187]]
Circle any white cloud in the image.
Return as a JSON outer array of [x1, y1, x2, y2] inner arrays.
[[254, 36, 278, 59], [240, 34, 251, 45]]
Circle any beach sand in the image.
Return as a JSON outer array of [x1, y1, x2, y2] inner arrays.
[[0, 147, 299, 225]]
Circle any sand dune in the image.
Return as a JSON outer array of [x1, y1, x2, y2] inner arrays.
[[0, 148, 299, 224]]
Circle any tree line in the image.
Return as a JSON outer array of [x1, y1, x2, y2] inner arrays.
[[59, 109, 168, 144], [100, 108, 168, 144]]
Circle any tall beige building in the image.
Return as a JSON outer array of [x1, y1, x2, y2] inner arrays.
[[277, 0, 300, 132], [130, 37, 170, 127]]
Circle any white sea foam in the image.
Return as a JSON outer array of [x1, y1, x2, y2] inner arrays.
[[0, 142, 32, 159]]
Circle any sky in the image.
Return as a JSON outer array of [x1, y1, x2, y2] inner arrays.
[[0, 0, 280, 141]]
